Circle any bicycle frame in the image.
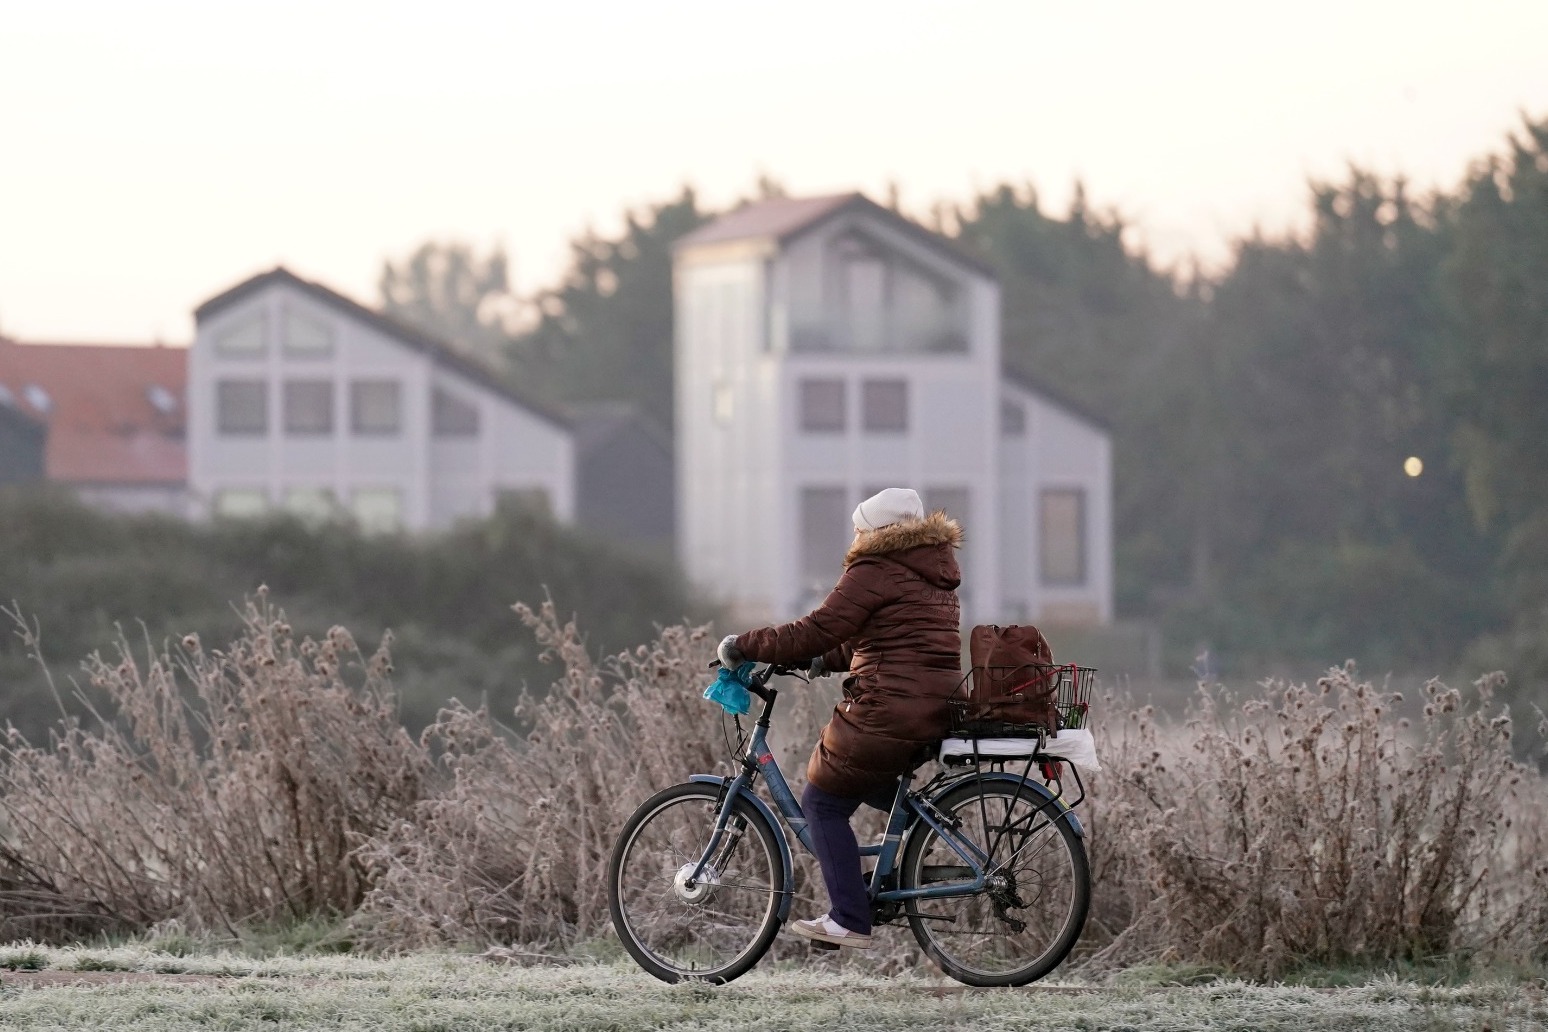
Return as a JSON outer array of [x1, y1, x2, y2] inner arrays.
[[683, 673, 1083, 920]]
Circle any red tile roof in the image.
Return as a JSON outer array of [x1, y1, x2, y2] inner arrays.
[[0, 339, 187, 485]]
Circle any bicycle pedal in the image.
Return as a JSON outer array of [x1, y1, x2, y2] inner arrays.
[[809, 940, 841, 952]]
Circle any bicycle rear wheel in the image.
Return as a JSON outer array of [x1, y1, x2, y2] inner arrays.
[[608, 782, 785, 983], [899, 778, 1089, 986]]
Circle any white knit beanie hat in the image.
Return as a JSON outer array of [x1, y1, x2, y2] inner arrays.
[[852, 487, 925, 531]]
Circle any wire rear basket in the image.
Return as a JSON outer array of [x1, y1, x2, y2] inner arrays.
[[947, 662, 1095, 738]]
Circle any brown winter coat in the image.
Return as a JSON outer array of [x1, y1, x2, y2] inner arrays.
[[734, 511, 964, 797]]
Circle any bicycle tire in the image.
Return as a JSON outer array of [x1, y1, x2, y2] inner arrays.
[[898, 778, 1089, 986], [608, 782, 785, 983]]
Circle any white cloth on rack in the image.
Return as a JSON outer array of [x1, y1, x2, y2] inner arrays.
[[937, 728, 1101, 774], [1038, 728, 1101, 773]]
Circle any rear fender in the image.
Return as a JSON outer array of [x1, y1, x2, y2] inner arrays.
[[688, 774, 796, 920], [928, 771, 1084, 838]]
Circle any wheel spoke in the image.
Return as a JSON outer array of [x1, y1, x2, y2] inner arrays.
[[611, 787, 783, 983], [901, 782, 1089, 986]]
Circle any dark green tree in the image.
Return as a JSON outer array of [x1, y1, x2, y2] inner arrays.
[[1442, 117, 1548, 583], [509, 188, 709, 425], [953, 184, 1210, 612], [1440, 116, 1548, 765], [379, 241, 518, 365], [1192, 169, 1494, 669]]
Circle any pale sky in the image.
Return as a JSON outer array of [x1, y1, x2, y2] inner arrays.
[[2, 0, 1545, 342]]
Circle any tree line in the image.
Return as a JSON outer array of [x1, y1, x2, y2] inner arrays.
[[378, 117, 1548, 749], [0, 489, 702, 744]]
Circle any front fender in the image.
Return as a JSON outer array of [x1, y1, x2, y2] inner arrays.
[[929, 771, 1084, 838], [688, 774, 796, 920]]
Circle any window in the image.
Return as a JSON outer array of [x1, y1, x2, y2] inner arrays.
[[924, 487, 970, 522], [925, 487, 971, 591], [283, 487, 335, 522], [1040, 489, 1087, 586], [862, 379, 908, 432], [215, 314, 266, 356], [496, 486, 552, 518], [213, 488, 267, 518], [800, 486, 850, 588], [283, 308, 334, 357], [216, 380, 267, 435], [352, 488, 402, 533], [1001, 399, 1026, 436], [844, 256, 887, 353], [284, 380, 333, 435], [793, 230, 968, 355], [22, 383, 51, 413], [351, 380, 401, 434], [710, 381, 735, 427], [799, 379, 845, 432], [432, 386, 480, 436], [146, 384, 178, 415]]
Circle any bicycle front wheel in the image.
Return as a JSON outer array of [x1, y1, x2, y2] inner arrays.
[[608, 782, 785, 983], [899, 778, 1089, 986]]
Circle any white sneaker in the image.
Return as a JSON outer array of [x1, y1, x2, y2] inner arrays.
[[788, 913, 874, 950]]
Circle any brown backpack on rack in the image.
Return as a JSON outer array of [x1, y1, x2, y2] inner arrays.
[[963, 624, 1059, 733]]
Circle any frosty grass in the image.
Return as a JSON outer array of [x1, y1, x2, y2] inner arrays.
[[0, 944, 1542, 1030]]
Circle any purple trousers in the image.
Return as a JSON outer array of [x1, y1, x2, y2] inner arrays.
[[800, 780, 900, 935]]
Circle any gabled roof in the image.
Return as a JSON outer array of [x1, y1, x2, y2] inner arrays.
[[675, 192, 998, 278], [0, 338, 187, 484], [1001, 367, 1113, 434], [195, 267, 569, 430]]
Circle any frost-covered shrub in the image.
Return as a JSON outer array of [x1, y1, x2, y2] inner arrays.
[[0, 593, 425, 940], [1084, 666, 1548, 976]]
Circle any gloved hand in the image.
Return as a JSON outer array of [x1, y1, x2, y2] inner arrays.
[[807, 655, 826, 678], [717, 634, 745, 669]]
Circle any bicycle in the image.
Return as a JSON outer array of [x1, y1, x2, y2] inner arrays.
[[607, 661, 1094, 986]]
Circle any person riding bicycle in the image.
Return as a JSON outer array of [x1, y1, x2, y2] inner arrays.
[[718, 486, 962, 950]]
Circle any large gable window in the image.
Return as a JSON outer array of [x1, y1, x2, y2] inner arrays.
[[790, 229, 968, 355], [283, 308, 334, 357], [215, 314, 267, 356]]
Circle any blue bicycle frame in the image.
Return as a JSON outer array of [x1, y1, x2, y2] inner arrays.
[[683, 665, 1082, 922]]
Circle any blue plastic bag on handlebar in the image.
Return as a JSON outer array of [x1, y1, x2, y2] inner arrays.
[[703, 663, 757, 715]]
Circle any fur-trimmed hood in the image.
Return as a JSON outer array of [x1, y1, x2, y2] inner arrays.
[[845, 510, 963, 588], [734, 507, 964, 797]]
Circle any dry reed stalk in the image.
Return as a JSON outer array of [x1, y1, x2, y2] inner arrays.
[[0, 593, 425, 939], [352, 600, 838, 950], [1081, 665, 1548, 977]]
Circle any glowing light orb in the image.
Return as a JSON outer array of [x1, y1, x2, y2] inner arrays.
[[1404, 456, 1424, 477]]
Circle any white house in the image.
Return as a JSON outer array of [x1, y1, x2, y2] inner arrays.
[[189, 268, 574, 532], [673, 194, 1112, 627]]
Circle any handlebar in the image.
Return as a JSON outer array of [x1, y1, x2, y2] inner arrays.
[[709, 660, 800, 704]]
